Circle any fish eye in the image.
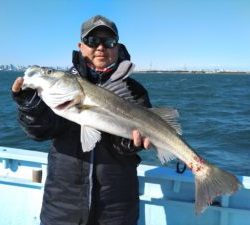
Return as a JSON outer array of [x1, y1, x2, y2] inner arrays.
[[47, 69, 53, 74]]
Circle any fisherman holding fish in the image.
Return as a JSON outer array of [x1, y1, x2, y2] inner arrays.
[[12, 15, 152, 225], [13, 14, 241, 225]]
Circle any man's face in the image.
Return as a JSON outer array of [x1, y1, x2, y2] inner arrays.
[[78, 28, 119, 69]]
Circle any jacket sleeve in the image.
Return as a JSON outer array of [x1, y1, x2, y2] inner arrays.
[[110, 77, 152, 155], [12, 88, 70, 141]]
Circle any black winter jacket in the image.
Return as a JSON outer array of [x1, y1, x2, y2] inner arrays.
[[13, 50, 151, 225]]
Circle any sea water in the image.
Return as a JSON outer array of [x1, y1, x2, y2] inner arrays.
[[1, 71, 250, 176]]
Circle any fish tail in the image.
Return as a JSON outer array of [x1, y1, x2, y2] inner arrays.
[[194, 162, 241, 214]]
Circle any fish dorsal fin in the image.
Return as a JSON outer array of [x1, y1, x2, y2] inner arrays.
[[80, 126, 101, 152], [150, 107, 182, 135], [100, 61, 136, 103], [101, 79, 136, 102]]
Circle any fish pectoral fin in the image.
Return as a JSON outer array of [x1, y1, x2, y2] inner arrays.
[[76, 104, 96, 111], [150, 107, 182, 135], [80, 126, 101, 152], [156, 147, 177, 164]]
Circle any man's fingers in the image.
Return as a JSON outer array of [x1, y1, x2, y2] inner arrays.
[[143, 137, 151, 149], [132, 130, 151, 149], [12, 77, 24, 93], [132, 130, 142, 147]]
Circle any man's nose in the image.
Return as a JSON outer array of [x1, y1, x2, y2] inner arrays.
[[96, 43, 105, 50]]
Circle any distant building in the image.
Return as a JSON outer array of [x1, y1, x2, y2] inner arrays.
[[0, 64, 26, 71], [0, 64, 69, 72]]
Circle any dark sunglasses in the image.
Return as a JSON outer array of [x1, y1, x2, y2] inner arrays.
[[82, 36, 118, 49]]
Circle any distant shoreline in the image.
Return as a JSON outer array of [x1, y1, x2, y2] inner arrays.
[[1, 67, 250, 75], [134, 70, 250, 75]]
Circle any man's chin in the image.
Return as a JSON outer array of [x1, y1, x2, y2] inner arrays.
[[93, 60, 110, 69]]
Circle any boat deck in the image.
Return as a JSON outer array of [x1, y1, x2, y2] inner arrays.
[[1, 146, 250, 225]]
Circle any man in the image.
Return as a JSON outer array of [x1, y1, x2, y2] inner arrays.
[[12, 15, 151, 225]]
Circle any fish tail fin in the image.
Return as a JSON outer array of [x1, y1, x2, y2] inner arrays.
[[194, 163, 241, 214]]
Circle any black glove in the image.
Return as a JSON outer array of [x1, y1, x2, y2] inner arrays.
[[12, 88, 47, 116], [111, 136, 143, 156]]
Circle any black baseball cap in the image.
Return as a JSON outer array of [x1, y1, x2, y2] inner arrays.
[[81, 15, 119, 40]]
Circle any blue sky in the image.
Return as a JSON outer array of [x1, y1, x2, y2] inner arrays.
[[0, 0, 249, 71]]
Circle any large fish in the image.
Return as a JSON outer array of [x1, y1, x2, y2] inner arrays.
[[22, 65, 240, 214]]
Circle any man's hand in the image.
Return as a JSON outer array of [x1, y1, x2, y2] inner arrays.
[[12, 77, 24, 93], [132, 130, 151, 149]]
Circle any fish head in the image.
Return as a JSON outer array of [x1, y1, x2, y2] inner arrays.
[[23, 66, 70, 89], [22, 65, 85, 110]]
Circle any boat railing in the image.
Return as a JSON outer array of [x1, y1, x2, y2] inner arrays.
[[0, 146, 48, 188]]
